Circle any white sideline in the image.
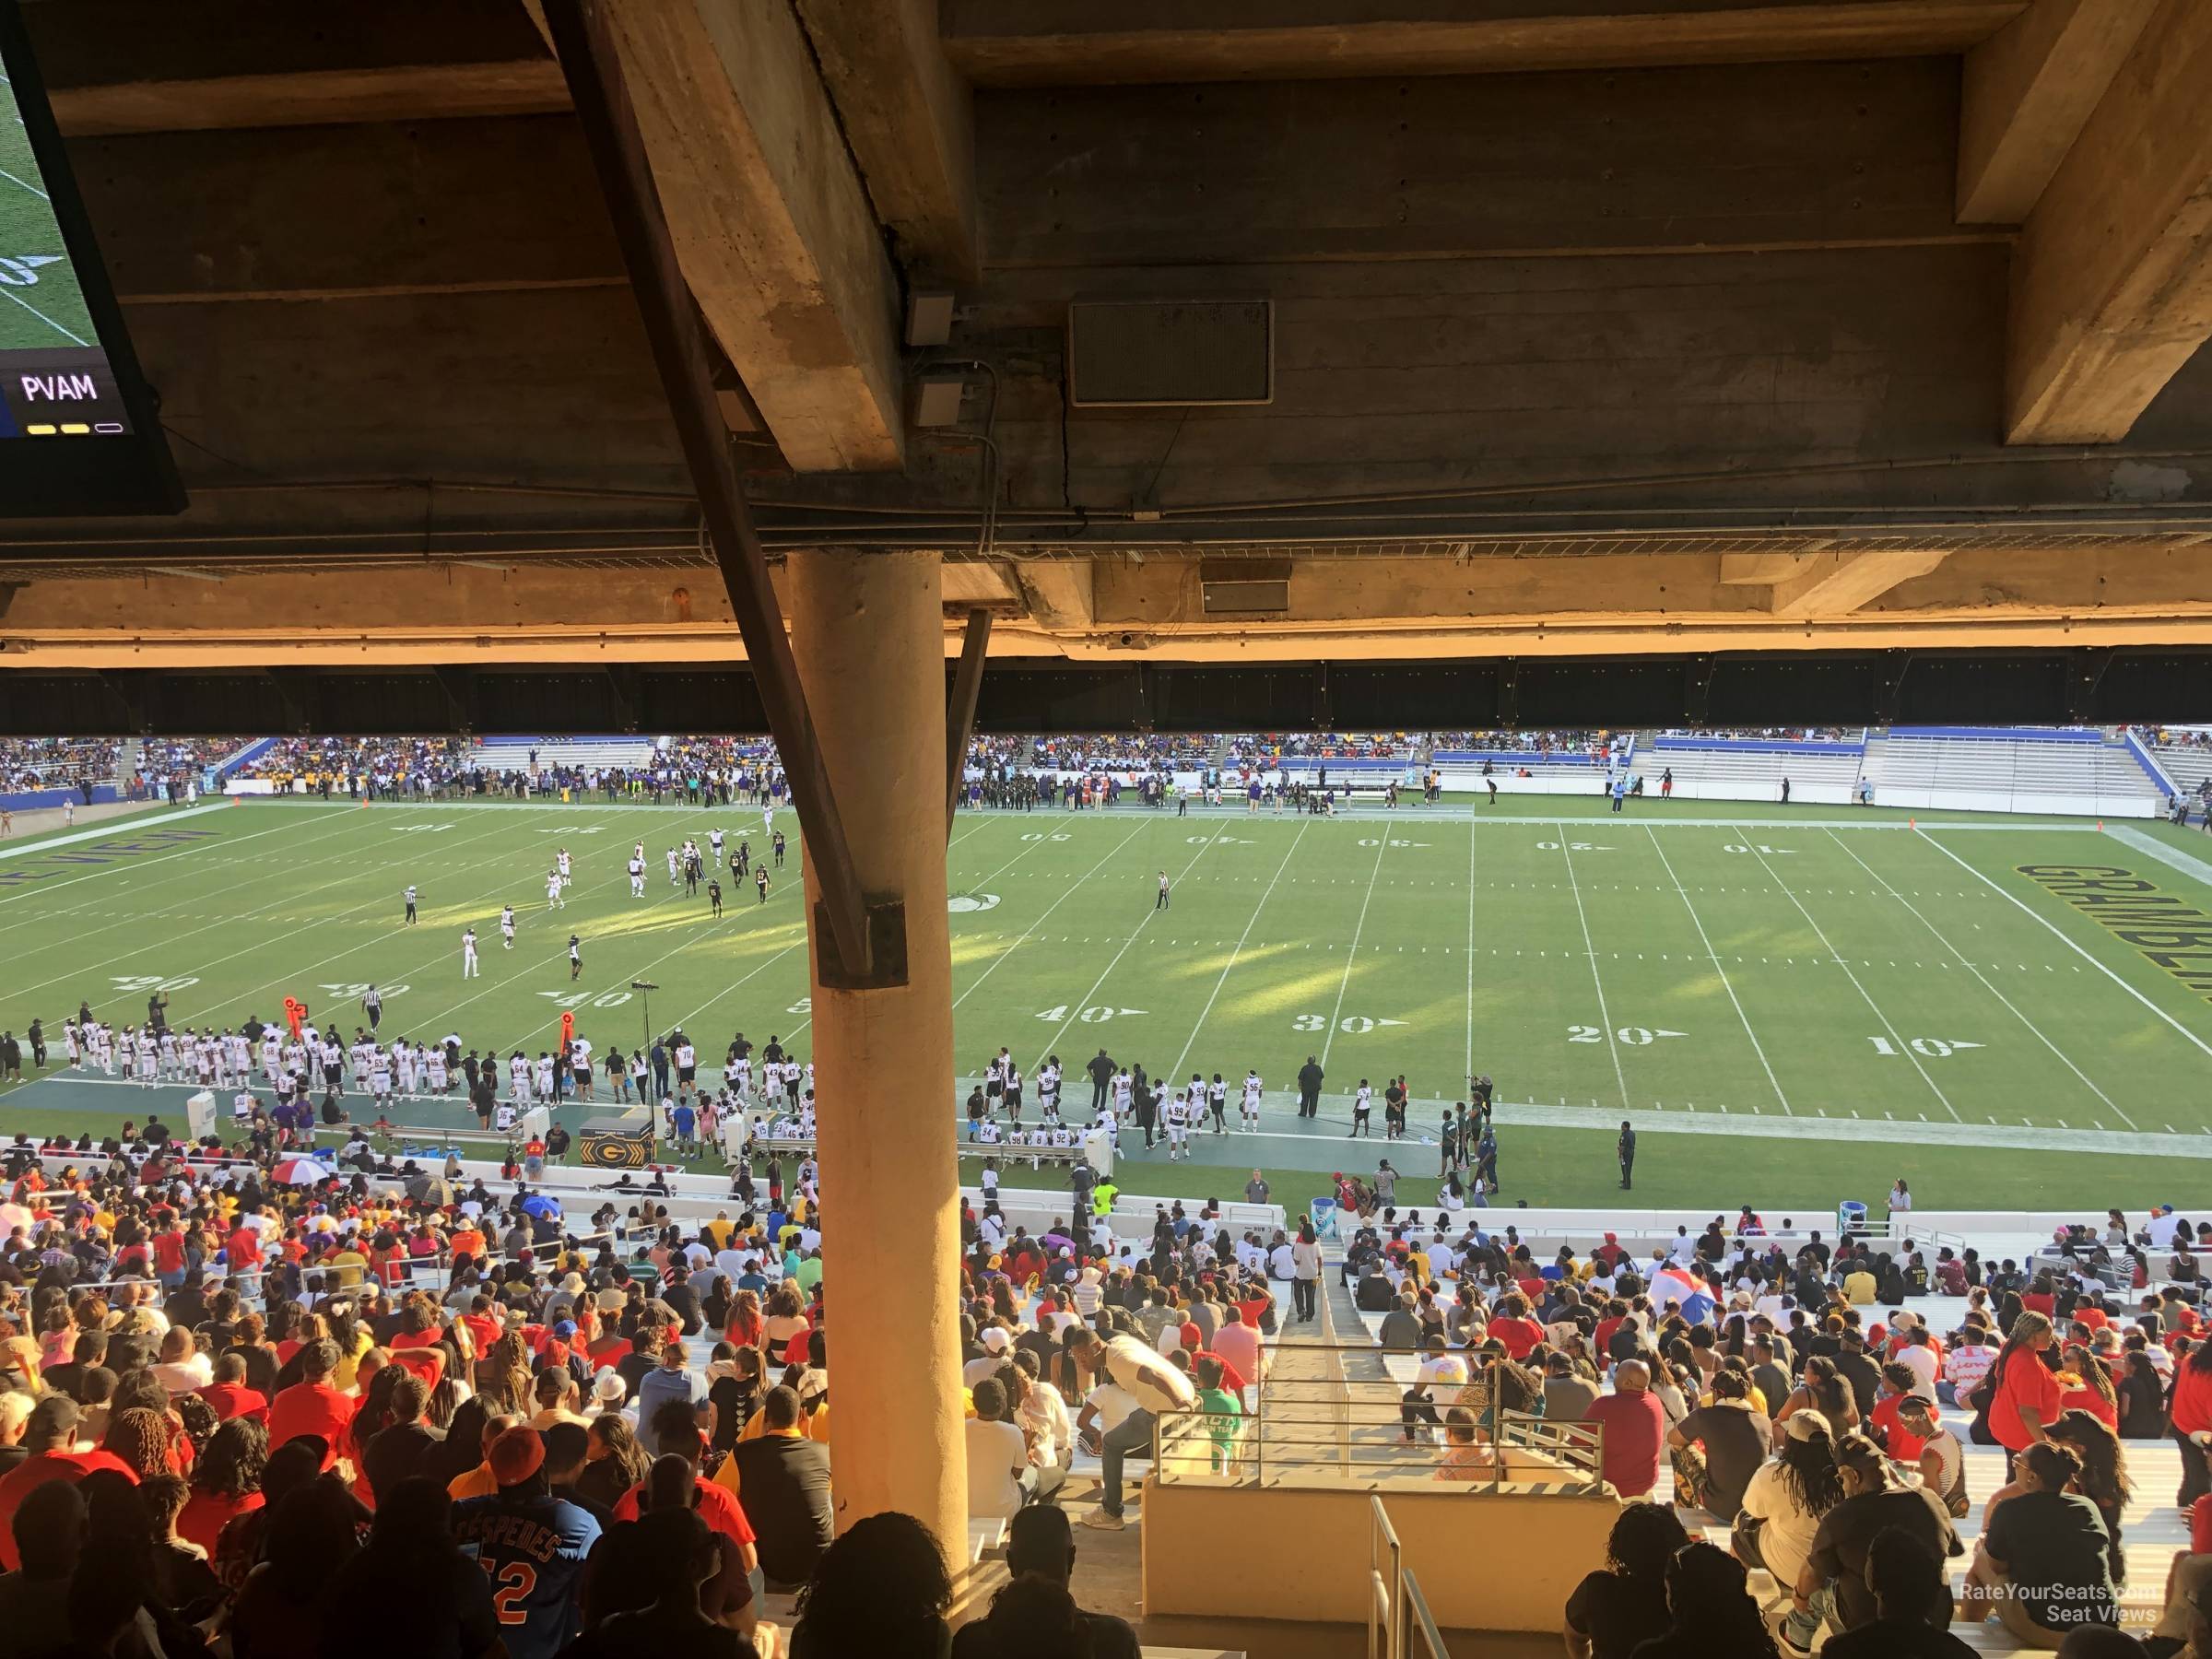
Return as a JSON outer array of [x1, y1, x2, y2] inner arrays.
[[1917, 828, 2212, 1065]]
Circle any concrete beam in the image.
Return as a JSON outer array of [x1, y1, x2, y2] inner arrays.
[[978, 59, 1980, 267], [943, 1, 2025, 87], [1004, 560, 1095, 631], [73, 117, 623, 304], [8, 543, 2212, 665], [29, 0, 567, 135], [1764, 548, 1952, 615], [2006, 0, 2212, 443], [1956, 0, 2156, 224], [792, 0, 980, 282], [602, 0, 906, 473]]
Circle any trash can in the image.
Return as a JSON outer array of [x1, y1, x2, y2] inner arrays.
[[1838, 1199, 1867, 1235], [1309, 1196, 1338, 1238]]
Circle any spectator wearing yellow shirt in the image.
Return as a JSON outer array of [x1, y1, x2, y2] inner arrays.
[[1843, 1263, 1877, 1305]]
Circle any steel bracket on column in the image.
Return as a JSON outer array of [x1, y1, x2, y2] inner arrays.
[[543, 0, 892, 984], [814, 897, 910, 992], [946, 608, 991, 836]]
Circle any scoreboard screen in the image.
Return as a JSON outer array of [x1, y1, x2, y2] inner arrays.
[[0, 0, 179, 515]]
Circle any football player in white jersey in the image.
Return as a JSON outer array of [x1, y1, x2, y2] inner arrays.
[[1163, 1089, 1191, 1159], [1038, 1055, 1062, 1124], [546, 869, 564, 910], [500, 906, 517, 947], [556, 846, 572, 888], [629, 854, 646, 898], [1241, 1067, 1264, 1131], [1207, 1072, 1229, 1134], [462, 927, 480, 978]]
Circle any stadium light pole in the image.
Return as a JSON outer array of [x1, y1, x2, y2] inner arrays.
[[631, 981, 655, 1064]]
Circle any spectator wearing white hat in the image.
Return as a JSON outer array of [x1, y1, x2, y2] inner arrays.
[[584, 1369, 629, 1418]]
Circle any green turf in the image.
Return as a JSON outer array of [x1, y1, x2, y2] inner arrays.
[[0, 65, 94, 350], [4, 793, 2210, 1213]]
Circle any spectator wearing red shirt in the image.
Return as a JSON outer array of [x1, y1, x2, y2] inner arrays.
[[224, 1220, 265, 1299], [264, 1338, 357, 1471], [612, 1417, 757, 1561], [1868, 1364, 1927, 1464], [1582, 1359, 1665, 1498], [1983, 1312, 2064, 1468], [197, 1352, 270, 1425], [1488, 1294, 1545, 1363], [2171, 1341, 2212, 1506], [0, 1396, 135, 1571], [151, 1224, 188, 1290]]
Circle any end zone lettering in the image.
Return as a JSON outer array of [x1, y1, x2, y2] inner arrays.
[[0, 827, 219, 888], [2017, 864, 2212, 1002]]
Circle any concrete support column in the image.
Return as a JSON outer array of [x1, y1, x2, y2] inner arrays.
[[786, 548, 965, 1556]]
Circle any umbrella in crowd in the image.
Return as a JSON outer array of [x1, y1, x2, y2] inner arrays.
[[520, 1193, 562, 1220], [406, 1172, 455, 1206], [269, 1156, 331, 1185]]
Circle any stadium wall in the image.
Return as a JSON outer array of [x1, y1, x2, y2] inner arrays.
[[0, 782, 124, 812]]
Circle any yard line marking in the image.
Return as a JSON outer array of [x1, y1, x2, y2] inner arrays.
[[1320, 829, 1393, 1068], [1465, 817, 1477, 1081], [4, 807, 503, 1000], [85, 808, 534, 1017], [1558, 824, 1630, 1112], [1826, 830, 2135, 1127], [0, 803, 327, 914], [1916, 828, 2212, 1065], [1027, 828, 1226, 1074], [163, 806, 645, 1027], [1736, 826, 1959, 1121], [0, 805, 374, 938], [1170, 818, 1312, 1083], [792, 814, 1143, 1044], [1647, 827, 1789, 1113], [0, 283, 88, 346], [0, 163, 50, 201]]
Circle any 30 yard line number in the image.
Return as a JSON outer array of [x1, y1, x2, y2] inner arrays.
[[1292, 1014, 1406, 1032]]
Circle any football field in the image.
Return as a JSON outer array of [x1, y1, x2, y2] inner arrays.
[[6, 794, 2212, 1213]]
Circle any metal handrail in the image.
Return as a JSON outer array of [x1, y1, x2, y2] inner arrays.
[[1368, 1494, 1403, 1659], [1402, 1569, 1452, 1659]]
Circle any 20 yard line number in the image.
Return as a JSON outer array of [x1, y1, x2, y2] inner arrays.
[[1570, 1025, 1686, 1045]]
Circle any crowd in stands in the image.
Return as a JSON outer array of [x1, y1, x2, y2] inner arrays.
[[1430, 729, 1619, 757], [237, 737, 472, 797], [967, 735, 1210, 774], [1657, 727, 1857, 745], [1223, 732, 1409, 761], [2139, 726, 2212, 752], [1333, 1195, 2212, 1653], [0, 1082, 1280, 1659], [0, 739, 120, 793]]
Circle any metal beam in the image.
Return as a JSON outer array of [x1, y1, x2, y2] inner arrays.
[[946, 607, 993, 835], [541, 0, 878, 980]]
